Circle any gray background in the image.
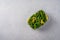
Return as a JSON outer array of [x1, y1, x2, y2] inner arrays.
[[0, 0, 60, 40]]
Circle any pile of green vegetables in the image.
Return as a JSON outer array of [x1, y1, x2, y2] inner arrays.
[[28, 10, 48, 30]]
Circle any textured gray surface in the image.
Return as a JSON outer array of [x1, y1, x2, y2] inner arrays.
[[0, 0, 60, 40]]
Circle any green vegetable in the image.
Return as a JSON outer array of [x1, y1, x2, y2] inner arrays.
[[27, 10, 48, 30]]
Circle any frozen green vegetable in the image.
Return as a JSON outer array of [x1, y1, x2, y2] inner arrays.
[[27, 10, 48, 30]]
